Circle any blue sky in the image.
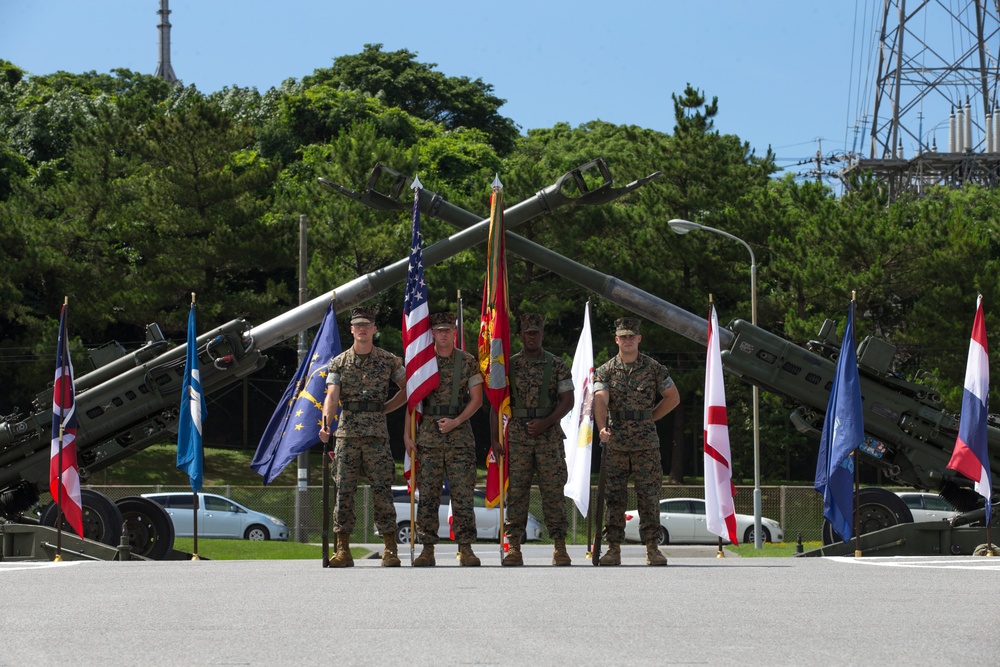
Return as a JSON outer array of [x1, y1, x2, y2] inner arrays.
[[0, 1, 939, 176]]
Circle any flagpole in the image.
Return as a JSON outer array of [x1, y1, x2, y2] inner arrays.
[[707, 294, 726, 561], [498, 410, 506, 564], [321, 414, 330, 567], [188, 293, 202, 561], [54, 296, 68, 562], [849, 293, 862, 558], [409, 410, 418, 565], [456, 290, 464, 351]]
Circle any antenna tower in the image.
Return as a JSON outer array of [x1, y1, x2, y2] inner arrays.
[[154, 0, 178, 84], [843, 0, 1000, 199]]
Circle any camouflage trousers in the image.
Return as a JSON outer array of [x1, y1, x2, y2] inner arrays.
[[415, 444, 477, 545], [332, 436, 397, 537], [504, 436, 569, 541], [602, 447, 662, 544]]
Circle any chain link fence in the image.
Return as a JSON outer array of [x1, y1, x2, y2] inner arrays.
[[85, 483, 829, 544]]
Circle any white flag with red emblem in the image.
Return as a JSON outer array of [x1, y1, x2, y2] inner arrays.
[[704, 303, 738, 545]]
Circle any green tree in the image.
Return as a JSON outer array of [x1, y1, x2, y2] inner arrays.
[[303, 44, 519, 155]]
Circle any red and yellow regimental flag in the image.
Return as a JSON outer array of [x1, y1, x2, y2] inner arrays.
[[479, 182, 511, 508]]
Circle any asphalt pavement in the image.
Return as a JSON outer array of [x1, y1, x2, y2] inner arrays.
[[2, 544, 998, 666]]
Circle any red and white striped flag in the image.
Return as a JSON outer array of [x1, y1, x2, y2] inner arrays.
[[402, 178, 439, 490], [704, 303, 738, 545], [50, 302, 84, 538]]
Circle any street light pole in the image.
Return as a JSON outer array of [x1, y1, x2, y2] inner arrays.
[[667, 218, 763, 549], [295, 214, 309, 543]]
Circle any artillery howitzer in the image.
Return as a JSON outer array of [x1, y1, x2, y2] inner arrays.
[[0, 159, 653, 561], [334, 164, 999, 557]]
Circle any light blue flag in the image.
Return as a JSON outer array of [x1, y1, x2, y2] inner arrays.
[[177, 304, 207, 491], [814, 301, 865, 541], [250, 303, 342, 485]]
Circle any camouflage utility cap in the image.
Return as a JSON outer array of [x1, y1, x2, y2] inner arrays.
[[430, 311, 456, 330], [520, 313, 545, 333], [615, 317, 641, 336], [351, 307, 376, 325]]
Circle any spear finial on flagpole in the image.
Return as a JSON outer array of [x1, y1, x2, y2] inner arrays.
[[492, 173, 503, 190], [412, 174, 422, 191]]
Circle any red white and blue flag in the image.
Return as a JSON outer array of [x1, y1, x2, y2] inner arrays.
[[402, 178, 439, 490], [704, 303, 738, 545], [50, 302, 84, 538], [947, 295, 992, 524]]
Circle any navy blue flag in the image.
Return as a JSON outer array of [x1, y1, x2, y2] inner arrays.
[[814, 301, 865, 541], [177, 304, 207, 491], [251, 302, 342, 485]]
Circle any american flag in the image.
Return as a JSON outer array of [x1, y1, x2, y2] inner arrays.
[[402, 181, 439, 487], [50, 302, 84, 538]]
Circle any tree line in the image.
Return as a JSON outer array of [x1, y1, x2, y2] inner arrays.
[[2, 44, 997, 484]]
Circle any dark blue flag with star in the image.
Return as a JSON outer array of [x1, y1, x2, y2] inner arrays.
[[251, 302, 342, 485], [814, 300, 865, 541]]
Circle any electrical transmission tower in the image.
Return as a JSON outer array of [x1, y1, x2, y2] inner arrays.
[[843, 0, 1000, 199]]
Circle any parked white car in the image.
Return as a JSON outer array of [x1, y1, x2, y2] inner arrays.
[[379, 486, 544, 544], [896, 492, 961, 523], [142, 492, 289, 541], [623, 497, 784, 545]]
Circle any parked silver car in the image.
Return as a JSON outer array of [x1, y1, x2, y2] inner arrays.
[[142, 492, 288, 541], [379, 486, 543, 544], [896, 492, 961, 523], [623, 497, 784, 545]]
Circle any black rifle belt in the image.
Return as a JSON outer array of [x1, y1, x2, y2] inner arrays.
[[610, 410, 653, 421], [342, 401, 383, 412], [511, 407, 553, 418]]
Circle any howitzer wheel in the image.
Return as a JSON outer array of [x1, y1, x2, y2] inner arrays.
[[40, 488, 123, 546], [0, 481, 40, 520], [821, 487, 914, 546], [115, 496, 175, 560]]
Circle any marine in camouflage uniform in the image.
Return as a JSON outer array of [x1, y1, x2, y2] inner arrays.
[[319, 307, 408, 568], [593, 316, 680, 566], [496, 313, 574, 566], [403, 311, 484, 567]]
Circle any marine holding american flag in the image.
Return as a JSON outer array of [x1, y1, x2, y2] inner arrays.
[[319, 307, 408, 568], [404, 310, 484, 567]]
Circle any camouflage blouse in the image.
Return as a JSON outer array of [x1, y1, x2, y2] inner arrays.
[[593, 352, 674, 451], [327, 346, 405, 439], [416, 348, 482, 447], [508, 350, 573, 445]]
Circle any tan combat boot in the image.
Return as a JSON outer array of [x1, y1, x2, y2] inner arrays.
[[646, 541, 667, 566], [381, 534, 401, 567], [328, 533, 354, 568], [552, 538, 572, 566], [502, 541, 523, 566], [412, 543, 435, 567], [458, 543, 481, 566], [598, 543, 621, 566]]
